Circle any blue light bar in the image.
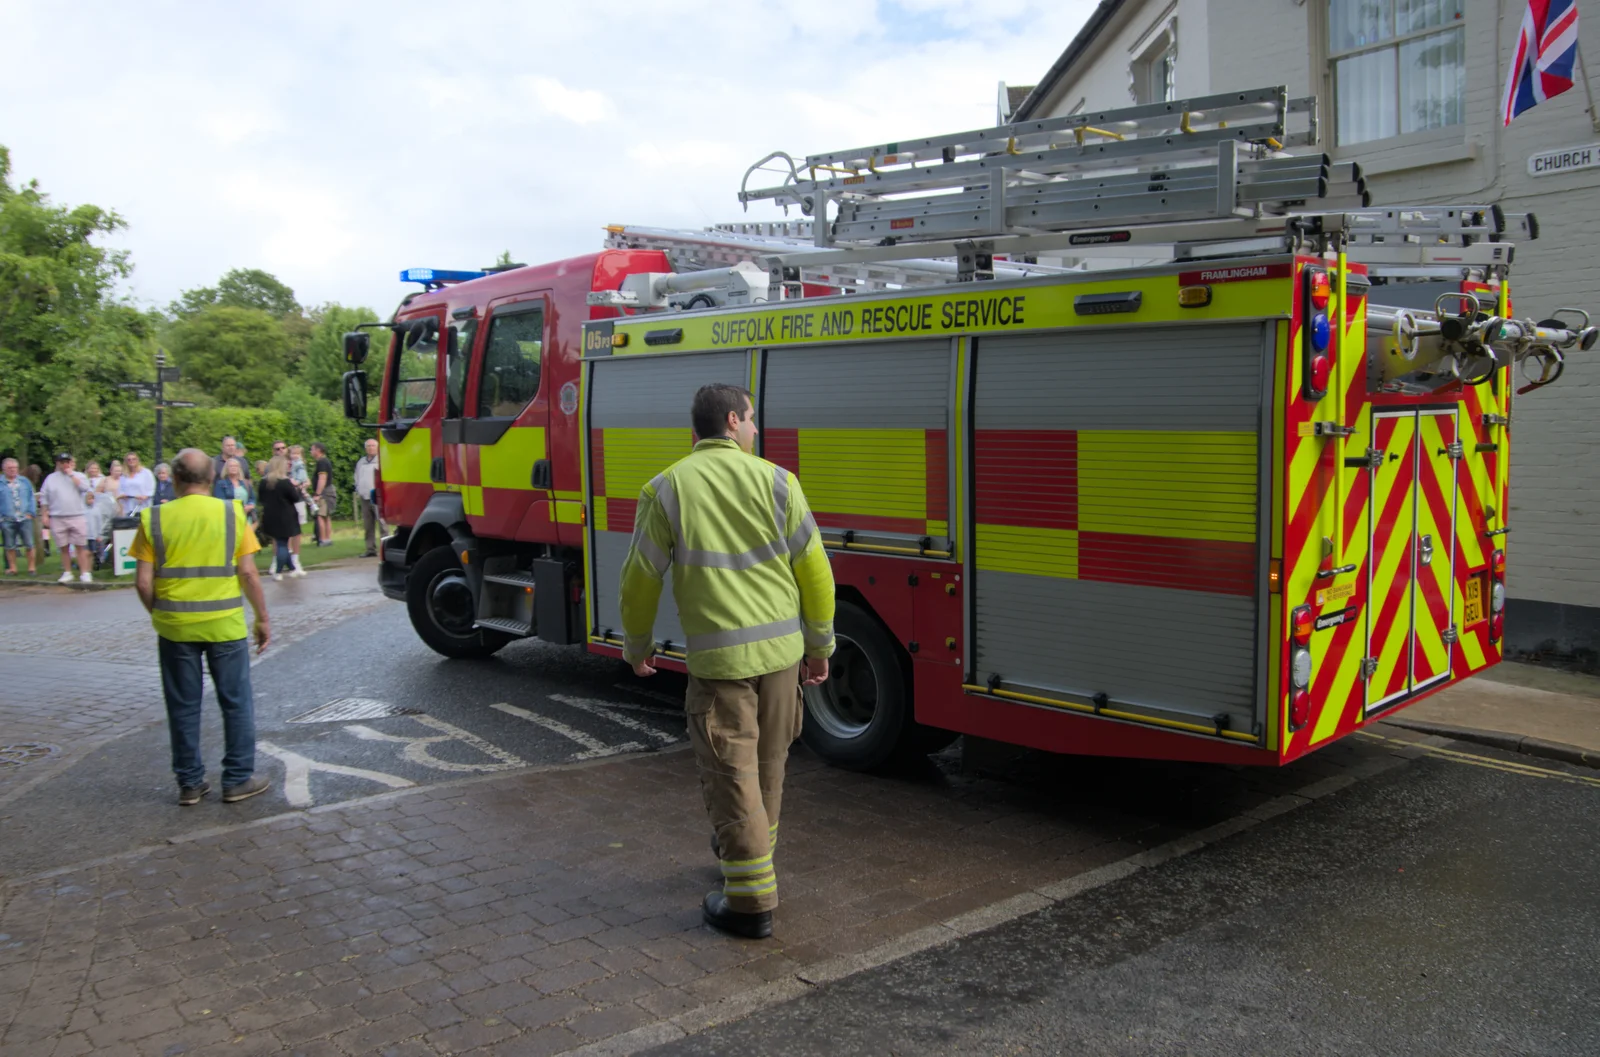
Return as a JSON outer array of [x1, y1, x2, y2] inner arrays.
[[399, 267, 489, 285]]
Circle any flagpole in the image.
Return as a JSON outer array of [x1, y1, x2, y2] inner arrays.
[[1577, 41, 1600, 132]]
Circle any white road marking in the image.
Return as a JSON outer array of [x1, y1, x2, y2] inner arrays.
[[610, 683, 688, 713], [257, 741, 414, 808], [490, 702, 643, 760], [550, 694, 681, 745], [345, 714, 524, 772]]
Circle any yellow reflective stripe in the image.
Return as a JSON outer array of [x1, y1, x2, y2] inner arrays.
[[479, 427, 548, 489], [380, 427, 432, 484], [720, 854, 773, 874], [1078, 430, 1258, 543], [462, 485, 484, 517], [552, 500, 584, 525]]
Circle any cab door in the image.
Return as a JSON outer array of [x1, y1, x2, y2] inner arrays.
[[463, 294, 550, 541]]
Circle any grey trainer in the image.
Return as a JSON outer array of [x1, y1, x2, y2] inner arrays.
[[221, 775, 271, 803]]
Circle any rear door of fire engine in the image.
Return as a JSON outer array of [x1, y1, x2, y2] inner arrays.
[[462, 293, 551, 540], [1366, 408, 1458, 711]]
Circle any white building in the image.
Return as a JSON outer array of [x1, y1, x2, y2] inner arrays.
[[1011, 0, 1600, 665]]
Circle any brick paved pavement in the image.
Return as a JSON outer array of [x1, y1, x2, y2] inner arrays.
[[0, 567, 388, 805], [0, 729, 1402, 1057]]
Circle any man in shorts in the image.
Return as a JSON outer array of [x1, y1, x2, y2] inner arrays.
[[38, 452, 97, 584], [311, 442, 336, 546]]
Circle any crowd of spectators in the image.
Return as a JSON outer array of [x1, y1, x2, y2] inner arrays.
[[1, 432, 362, 582]]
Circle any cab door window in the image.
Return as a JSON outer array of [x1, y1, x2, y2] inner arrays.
[[389, 317, 439, 424], [477, 305, 545, 418]]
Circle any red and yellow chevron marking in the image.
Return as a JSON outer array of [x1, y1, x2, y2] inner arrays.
[[762, 428, 949, 539], [1367, 412, 1419, 707], [1283, 258, 1375, 758], [971, 428, 1256, 594], [1282, 268, 1511, 763], [1412, 412, 1458, 687]]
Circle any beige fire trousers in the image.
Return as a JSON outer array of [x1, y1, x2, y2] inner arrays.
[[685, 662, 803, 914]]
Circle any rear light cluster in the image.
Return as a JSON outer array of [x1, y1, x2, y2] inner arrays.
[[1489, 548, 1506, 643], [1289, 604, 1314, 730], [1302, 267, 1333, 402]]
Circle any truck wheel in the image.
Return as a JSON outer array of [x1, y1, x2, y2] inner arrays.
[[800, 601, 952, 770], [406, 546, 509, 659]]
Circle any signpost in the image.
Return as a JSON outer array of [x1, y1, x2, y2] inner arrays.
[[113, 354, 181, 466]]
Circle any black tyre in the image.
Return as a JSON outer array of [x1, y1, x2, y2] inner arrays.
[[405, 545, 510, 659], [800, 600, 953, 770]]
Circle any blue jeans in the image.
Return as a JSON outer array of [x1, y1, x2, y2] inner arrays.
[[274, 538, 292, 571], [1, 520, 32, 551], [158, 637, 256, 788]]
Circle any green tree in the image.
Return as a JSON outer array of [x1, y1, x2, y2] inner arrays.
[[0, 145, 159, 468], [166, 306, 292, 407], [491, 249, 523, 270], [300, 303, 381, 401], [170, 267, 300, 319]]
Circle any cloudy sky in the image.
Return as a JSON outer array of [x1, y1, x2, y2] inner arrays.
[[4, 0, 1094, 316]]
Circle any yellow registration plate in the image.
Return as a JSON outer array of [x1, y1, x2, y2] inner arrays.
[[1462, 574, 1486, 627]]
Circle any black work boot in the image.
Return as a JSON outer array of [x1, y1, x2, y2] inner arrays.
[[702, 891, 772, 939]]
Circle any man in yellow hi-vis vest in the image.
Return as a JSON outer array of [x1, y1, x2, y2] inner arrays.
[[620, 384, 835, 939], [132, 449, 272, 806]]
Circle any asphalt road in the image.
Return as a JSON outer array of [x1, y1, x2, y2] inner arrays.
[[647, 748, 1600, 1057], [0, 601, 693, 878]]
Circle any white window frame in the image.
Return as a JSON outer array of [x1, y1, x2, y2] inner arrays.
[[1325, 0, 1467, 151], [1128, 8, 1179, 106]]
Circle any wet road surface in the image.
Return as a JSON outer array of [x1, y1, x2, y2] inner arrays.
[[1, 601, 692, 879], [647, 746, 1600, 1056]]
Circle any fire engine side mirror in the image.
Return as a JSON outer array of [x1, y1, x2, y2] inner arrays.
[[343, 331, 371, 366], [341, 370, 368, 422]]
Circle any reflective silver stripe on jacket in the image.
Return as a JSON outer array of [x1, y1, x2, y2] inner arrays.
[[786, 511, 818, 559], [630, 518, 672, 579], [686, 616, 803, 653], [802, 620, 834, 650], [151, 505, 237, 579], [771, 464, 789, 546], [650, 465, 796, 572], [152, 596, 244, 613]]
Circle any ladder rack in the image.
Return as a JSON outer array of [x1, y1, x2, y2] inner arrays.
[[600, 223, 1076, 298], [739, 86, 1334, 247]]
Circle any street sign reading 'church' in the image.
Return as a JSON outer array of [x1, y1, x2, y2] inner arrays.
[[1528, 143, 1600, 177]]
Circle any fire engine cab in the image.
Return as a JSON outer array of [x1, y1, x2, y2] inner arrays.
[[343, 87, 1594, 770]]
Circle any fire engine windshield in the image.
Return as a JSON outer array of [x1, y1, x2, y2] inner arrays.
[[389, 319, 438, 424]]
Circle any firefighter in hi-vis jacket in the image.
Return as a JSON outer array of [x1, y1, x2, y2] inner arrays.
[[619, 383, 835, 939]]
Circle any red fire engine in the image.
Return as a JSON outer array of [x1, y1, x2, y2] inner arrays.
[[342, 87, 1592, 770]]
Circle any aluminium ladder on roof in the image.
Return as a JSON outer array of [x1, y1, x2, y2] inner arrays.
[[601, 222, 1078, 296], [738, 86, 1345, 247]]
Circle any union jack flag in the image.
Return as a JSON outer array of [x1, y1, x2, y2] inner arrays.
[[1502, 0, 1580, 125]]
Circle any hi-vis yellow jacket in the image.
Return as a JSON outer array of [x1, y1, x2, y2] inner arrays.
[[136, 495, 250, 643], [619, 438, 836, 680]]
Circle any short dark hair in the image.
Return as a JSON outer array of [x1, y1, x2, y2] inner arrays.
[[691, 384, 754, 440], [311, 442, 327, 456]]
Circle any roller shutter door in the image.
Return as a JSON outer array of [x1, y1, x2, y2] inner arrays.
[[970, 325, 1268, 733], [764, 340, 953, 548], [587, 351, 749, 646]]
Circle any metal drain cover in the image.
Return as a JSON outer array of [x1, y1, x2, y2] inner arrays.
[[289, 699, 421, 724], [0, 743, 62, 765]]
